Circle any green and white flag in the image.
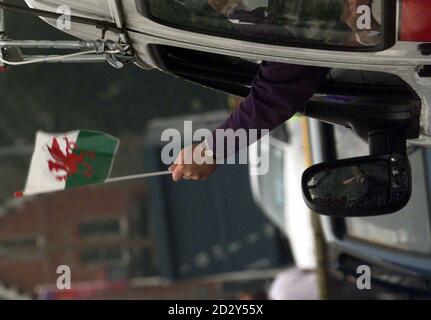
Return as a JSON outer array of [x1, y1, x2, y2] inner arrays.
[[16, 130, 119, 197]]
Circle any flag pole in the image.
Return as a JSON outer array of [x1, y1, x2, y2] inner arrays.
[[14, 170, 172, 198], [105, 170, 171, 183]]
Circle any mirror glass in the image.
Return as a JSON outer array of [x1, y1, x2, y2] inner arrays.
[[304, 161, 390, 210]]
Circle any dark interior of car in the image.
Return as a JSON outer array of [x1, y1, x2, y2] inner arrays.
[[150, 44, 415, 101]]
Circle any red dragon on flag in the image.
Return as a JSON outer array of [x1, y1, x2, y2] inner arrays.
[[47, 137, 95, 182]]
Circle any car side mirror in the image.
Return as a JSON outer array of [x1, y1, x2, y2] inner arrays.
[[302, 154, 411, 217]]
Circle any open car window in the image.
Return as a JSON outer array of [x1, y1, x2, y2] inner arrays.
[[151, 45, 413, 100], [144, 0, 390, 50]]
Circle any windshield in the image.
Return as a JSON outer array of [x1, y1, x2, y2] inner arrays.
[[146, 0, 385, 49]]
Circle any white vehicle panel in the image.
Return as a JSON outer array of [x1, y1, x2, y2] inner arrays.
[[249, 118, 316, 269]]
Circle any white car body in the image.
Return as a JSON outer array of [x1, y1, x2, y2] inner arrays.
[[249, 117, 317, 269], [24, 0, 431, 146]]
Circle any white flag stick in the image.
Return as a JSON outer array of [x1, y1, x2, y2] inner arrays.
[[105, 170, 171, 183], [14, 170, 172, 198]]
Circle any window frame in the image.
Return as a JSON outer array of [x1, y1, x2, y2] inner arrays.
[[80, 247, 129, 266], [78, 217, 128, 239]]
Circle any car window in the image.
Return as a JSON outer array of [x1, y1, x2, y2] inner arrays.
[[153, 45, 259, 97], [146, 0, 385, 49]]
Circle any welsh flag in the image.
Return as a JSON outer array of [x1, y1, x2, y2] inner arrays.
[[16, 130, 119, 197]]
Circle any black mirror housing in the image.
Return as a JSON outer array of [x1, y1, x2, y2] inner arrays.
[[302, 154, 411, 217]]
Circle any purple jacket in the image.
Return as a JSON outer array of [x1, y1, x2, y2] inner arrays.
[[207, 62, 330, 158]]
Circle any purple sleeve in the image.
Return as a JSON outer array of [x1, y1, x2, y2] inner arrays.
[[207, 62, 330, 158]]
